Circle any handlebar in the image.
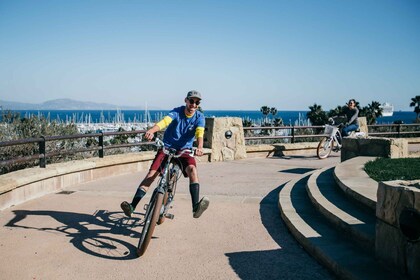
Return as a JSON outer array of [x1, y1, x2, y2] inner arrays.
[[154, 138, 195, 157]]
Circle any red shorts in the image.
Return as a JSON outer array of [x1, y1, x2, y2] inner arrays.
[[149, 149, 196, 177]]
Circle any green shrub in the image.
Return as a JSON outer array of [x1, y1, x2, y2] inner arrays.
[[364, 158, 420, 181]]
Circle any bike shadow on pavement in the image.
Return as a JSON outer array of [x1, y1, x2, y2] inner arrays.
[[225, 183, 334, 280], [5, 209, 145, 260], [279, 167, 316, 174]]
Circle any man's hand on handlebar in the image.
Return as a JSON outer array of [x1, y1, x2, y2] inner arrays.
[[195, 147, 204, 157], [144, 131, 154, 141]]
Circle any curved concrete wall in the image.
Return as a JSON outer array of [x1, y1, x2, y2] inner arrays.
[[0, 152, 156, 211]]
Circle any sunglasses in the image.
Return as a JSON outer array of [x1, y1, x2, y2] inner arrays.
[[188, 98, 201, 106]]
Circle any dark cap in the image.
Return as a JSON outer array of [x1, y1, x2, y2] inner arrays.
[[186, 90, 202, 100]]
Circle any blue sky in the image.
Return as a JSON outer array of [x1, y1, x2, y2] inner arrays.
[[0, 0, 419, 111]]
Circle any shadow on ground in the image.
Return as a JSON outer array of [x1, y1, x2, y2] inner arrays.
[[225, 183, 334, 280], [5, 209, 143, 260]]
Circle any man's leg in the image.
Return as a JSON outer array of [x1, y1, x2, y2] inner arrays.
[[186, 165, 209, 218], [121, 170, 159, 217], [121, 151, 167, 217]]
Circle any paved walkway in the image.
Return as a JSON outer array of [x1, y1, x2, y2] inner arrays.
[[0, 155, 341, 280]]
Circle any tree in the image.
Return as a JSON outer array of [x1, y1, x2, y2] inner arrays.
[[306, 103, 328, 125], [260, 106, 270, 124], [269, 107, 278, 125], [410, 95, 420, 123], [242, 119, 253, 127], [270, 107, 278, 117], [360, 101, 383, 125], [0, 111, 80, 174], [327, 105, 344, 118], [273, 118, 283, 127]]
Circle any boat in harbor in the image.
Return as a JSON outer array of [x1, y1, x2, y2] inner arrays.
[[380, 102, 394, 117]]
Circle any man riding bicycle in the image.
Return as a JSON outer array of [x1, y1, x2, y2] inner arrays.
[[120, 90, 209, 219]]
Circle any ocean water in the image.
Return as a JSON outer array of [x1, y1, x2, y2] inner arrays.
[[3, 109, 417, 125]]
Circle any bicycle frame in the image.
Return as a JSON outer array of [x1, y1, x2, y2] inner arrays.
[[137, 138, 193, 257], [317, 123, 342, 159], [325, 125, 341, 146]]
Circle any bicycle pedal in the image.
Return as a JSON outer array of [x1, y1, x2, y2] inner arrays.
[[165, 213, 174, 219]]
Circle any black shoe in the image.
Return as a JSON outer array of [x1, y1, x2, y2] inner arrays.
[[120, 201, 133, 217], [193, 197, 210, 218]]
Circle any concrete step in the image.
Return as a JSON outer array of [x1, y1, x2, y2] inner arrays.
[[333, 156, 378, 210], [279, 175, 404, 280], [306, 167, 376, 251]]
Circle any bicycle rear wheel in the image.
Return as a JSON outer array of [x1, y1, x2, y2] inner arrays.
[[137, 192, 164, 257], [317, 137, 333, 159]]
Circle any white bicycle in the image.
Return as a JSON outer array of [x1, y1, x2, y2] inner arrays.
[[317, 118, 343, 159]]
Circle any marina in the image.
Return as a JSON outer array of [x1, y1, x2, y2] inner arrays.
[[1, 108, 416, 134]]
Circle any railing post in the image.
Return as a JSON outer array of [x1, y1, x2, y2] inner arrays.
[[99, 132, 104, 158], [291, 125, 295, 143], [39, 136, 46, 168], [397, 124, 401, 138]]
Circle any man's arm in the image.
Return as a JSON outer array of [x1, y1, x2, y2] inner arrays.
[[195, 126, 205, 156], [195, 136, 204, 156], [144, 116, 173, 141]]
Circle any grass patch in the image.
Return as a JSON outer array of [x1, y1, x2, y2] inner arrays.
[[364, 157, 420, 182]]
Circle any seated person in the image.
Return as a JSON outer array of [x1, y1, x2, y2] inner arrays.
[[341, 99, 359, 136]]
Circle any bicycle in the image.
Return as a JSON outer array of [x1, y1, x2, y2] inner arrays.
[[317, 118, 343, 159], [137, 138, 194, 257]]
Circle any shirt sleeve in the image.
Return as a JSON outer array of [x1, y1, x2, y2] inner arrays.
[[348, 108, 359, 124], [195, 127, 204, 138], [156, 116, 173, 130], [195, 113, 205, 138]]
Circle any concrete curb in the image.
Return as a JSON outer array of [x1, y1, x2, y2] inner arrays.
[[333, 156, 378, 210]]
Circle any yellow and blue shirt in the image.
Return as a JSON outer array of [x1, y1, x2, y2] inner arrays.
[[156, 106, 205, 150]]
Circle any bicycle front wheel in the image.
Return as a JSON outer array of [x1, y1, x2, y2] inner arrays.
[[137, 192, 164, 257], [317, 137, 333, 159], [157, 163, 180, 225]]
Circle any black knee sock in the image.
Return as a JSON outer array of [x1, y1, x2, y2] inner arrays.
[[189, 183, 200, 209], [131, 187, 147, 210]]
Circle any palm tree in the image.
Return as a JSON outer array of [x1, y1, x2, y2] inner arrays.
[[260, 106, 270, 124], [410, 95, 420, 122], [306, 103, 327, 125], [269, 107, 278, 125], [362, 101, 383, 125]]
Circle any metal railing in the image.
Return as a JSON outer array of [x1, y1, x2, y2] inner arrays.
[[0, 130, 152, 169], [243, 123, 420, 143], [368, 123, 420, 137], [243, 125, 325, 143], [1, 123, 419, 172]]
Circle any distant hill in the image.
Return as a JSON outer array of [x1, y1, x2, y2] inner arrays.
[[0, 98, 151, 110]]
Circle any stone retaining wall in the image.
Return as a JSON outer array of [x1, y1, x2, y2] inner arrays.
[[341, 137, 409, 161], [376, 180, 420, 279]]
